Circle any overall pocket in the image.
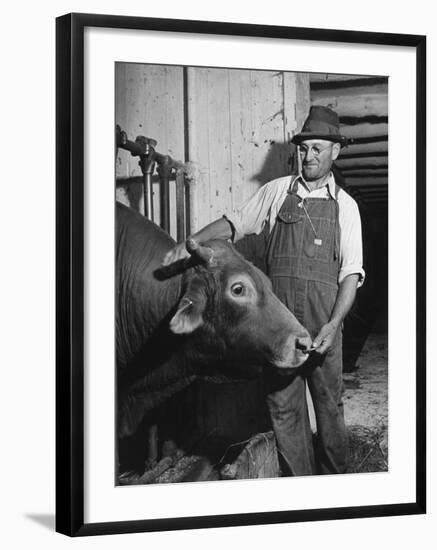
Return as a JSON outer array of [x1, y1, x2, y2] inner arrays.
[[271, 210, 303, 260]]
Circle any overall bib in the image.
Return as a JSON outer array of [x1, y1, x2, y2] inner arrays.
[[265, 177, 348, 475]]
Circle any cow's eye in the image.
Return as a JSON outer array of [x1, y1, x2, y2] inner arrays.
[[230, 283, 245, 297]]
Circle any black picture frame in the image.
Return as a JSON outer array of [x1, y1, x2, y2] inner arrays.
[[56, 12, 426, 537]]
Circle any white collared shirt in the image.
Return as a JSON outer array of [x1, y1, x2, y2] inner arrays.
[[228, 172, 365, 286]]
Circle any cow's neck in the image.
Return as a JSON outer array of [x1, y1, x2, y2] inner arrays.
[[118, 351, 196, 438]]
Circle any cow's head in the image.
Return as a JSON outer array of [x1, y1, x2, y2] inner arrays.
[[168, 238, 312, 374]]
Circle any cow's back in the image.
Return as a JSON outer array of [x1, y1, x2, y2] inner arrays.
[[116, 202, 181, 369]]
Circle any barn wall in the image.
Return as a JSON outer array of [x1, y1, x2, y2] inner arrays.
[[115, 63, 185, 237], [187, 68, 309, 231], [310, 74, 389, 369], [115, 64, 310, 239], [310, 75, 388, 199]]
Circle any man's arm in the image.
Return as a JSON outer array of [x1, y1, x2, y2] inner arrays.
[[162, 217, 232, 265], [312, 273, 359, 354], [162, 178, 285, 265]]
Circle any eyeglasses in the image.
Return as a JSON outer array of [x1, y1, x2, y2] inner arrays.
[[298, 144, 333, 157]]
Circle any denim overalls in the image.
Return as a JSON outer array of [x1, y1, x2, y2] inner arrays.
[[265, 176, 348, 475]]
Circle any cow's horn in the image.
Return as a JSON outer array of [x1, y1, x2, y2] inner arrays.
[[186, 238, 214, 263]]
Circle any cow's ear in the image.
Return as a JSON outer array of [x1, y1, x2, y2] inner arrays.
[[169, 295, 205, 334]]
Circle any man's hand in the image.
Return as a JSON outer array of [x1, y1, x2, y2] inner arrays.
[[312, 322, 339, 355], [162, 217, 234, 266], [162, 242, 190, 266]]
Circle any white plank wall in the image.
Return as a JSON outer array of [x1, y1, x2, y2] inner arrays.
[[115, 64, 310, 237], [115, 63, 185, 177], [228, 69, 254, 210], [115, 63, 185, 237], [188, 69, 309, 231]]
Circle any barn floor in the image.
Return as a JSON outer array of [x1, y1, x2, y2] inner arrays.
[[343, 315, 388, 473]]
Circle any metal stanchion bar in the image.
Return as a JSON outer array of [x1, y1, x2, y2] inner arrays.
[[175, 169, 186, 242]]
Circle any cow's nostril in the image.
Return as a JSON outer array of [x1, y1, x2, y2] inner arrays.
[[295, 339, 307, 351], [295, 334, 312, 353]]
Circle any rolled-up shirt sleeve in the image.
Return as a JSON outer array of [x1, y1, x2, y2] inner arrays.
[[338, 192, 366, 287]]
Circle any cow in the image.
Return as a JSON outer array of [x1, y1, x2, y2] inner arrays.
[[116, 202, 311, 445]]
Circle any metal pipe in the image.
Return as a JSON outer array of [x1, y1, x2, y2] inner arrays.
[[185, 178, 191, 238], [136, 143, 155, 219], [157, 156, 172, 233], [175, 168, 185, 242], [116, 125, 188, 232], [143, 172, 154, 220]]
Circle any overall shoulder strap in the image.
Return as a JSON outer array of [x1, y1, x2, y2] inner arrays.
[[287, 175, 300, 195]]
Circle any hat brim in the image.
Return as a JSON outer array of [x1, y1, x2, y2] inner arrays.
[[292, 133, 348, 147]]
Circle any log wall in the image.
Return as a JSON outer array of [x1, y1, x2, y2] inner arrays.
[[310, 74, 389, 370], [310, 75, 388, 207]]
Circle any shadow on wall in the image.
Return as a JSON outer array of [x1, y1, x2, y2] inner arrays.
[[250, 141, 296, 187], [235, 141, 298, 273]]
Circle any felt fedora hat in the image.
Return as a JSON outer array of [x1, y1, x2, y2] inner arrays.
[[292, 105, 348, 146]]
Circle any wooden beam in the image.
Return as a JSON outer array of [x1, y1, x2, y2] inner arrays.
[[362, 196, 388, 202], [311, 76, 388, 90], [348, 193, 387, 200], [347, 186, 387, 193], [342, 123, 388, 140], [340, 115, 388, 125], [311, 82, 388, 98], [358, 190, 388, 196], [354, 184, 388, 191], [311, 93, 387, 117], [348, 135, 388, 145], [340, 165, 388, 172], [341, 170, 388, 178], [339, 151, 387, 159], [341, 141, 388, 156], [345, 173, 387, 179], [347, 183, 388, 189], [345, 177, 388, 186], [336, 156, 388, 168], [309, 74, 371, 83]]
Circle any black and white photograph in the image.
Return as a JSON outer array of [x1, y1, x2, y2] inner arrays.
[[1, 1, 433, 547], [53, 12, 425, 537], [115, 64, 389, 485]]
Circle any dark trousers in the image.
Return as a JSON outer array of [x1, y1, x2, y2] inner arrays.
[[266, 278, 348, 476]]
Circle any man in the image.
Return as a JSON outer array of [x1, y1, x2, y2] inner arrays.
[[163, 106, 364, 476]]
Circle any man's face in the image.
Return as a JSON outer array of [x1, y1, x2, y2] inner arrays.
[[299, 139, 340, 182]]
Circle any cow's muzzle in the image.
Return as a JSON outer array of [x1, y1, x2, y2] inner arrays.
[[274, 333, 313, 369]]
